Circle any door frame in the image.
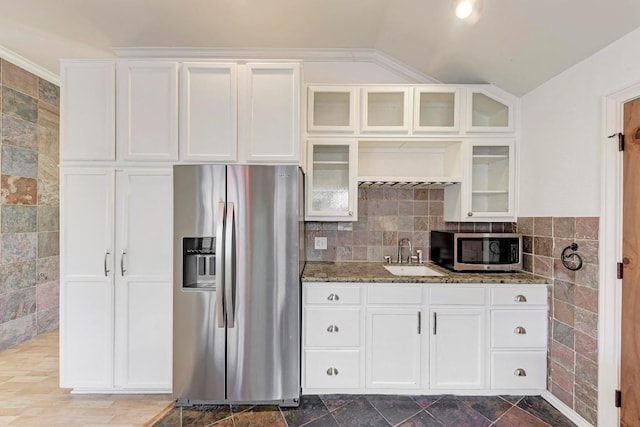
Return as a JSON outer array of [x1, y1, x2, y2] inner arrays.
[[601, 82, 640, 426]]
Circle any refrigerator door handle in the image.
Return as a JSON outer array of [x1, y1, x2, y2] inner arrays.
[[215, 202, 226, 328], [225, 202, 235, 328]]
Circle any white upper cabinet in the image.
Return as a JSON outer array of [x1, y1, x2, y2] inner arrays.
[[180, 63, 238, 162], [60, 61, 115, 161], [360, 87, 411, 133], [180, 62, 301, 164], [117, 61, 179, 161], [307, 86, 357, 133], [306, 139, 358, 221], [413, 87, 460, 133], [466, 87, 515, 133], [305, 84, 516, 137], [445, 139, 516, 222], [240, 63, 301, 163]]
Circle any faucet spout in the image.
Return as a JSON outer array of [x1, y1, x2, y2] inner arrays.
[[397, 238, 412, 264]]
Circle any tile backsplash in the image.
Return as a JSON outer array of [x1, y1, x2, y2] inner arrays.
[[305, 186, 514, 262]]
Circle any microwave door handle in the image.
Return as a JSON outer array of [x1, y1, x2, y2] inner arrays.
[[225, 202, 235, 328], [215, 202, 225, 328]]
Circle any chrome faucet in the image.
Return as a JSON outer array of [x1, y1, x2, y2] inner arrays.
[[397, 238, 412, 264]]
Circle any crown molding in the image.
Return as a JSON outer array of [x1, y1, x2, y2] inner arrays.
[[112, 47, 438, 83], [370, 50, 439, 84], [0, 45, 60, 86]]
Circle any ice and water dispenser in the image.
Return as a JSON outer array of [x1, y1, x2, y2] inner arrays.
[[182, 237, 216, 289]]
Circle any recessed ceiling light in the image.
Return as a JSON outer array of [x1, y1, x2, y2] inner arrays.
[[453, 0, 482, 20], [455, 1, 473, 19]]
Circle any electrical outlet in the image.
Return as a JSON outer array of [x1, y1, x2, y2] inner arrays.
[[314, 236, 327, 250]]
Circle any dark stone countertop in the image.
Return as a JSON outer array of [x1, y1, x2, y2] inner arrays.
[[302, 261, 551, 284]]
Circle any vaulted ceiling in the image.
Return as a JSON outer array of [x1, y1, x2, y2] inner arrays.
[[1, 0, 639, 95]]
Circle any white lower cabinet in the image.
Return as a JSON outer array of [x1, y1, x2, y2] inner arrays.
[[491, 351, 547, 389], [305, 350, 361, 389], [60, 167, 172, 392], [302, 283, 363, 392], [489, 286, 548, 392], [366, 308, 422, 389], [302, 281, 548, 395]]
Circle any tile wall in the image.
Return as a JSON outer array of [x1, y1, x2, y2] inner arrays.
[[0, 59, 60, 351], [305, 186, 514, 262], [517, 217, 599, 426]]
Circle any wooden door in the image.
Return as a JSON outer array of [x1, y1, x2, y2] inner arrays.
[[621, 98, 640, 425]]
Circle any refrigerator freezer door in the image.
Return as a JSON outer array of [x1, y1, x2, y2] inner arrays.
[[225, 165, 301, 404], [173, 165, 227, 403]]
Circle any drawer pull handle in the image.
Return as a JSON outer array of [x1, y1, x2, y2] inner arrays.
[[514, 326, 527, 334], [514, 294, 528, 303], [327, 293, 340, 301], [514, 368, 527, 377], [327, 325, 339, 333], [326, 367, 339, 376]]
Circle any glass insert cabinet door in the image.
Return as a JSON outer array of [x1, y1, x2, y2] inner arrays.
[[306, 140, 358, 221], [413, 87, 461, 133], [307, 86, 356, 132], [468, 140, 514, 218], [361, 87, 411, 132]]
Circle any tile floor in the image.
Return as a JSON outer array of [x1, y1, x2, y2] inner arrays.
[[0, 329, 172, 426], [153, 394, 578, 427], [0, 329, 578, 427]]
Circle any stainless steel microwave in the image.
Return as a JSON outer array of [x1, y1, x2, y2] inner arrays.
[[430, 231, 523, 272]]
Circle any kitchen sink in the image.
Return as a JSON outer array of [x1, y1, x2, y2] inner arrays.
[[383, 264, 444, 277]]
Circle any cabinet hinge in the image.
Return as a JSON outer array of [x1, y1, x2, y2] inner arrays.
[[608, 132, 625, 151], [618, 262, 624, 279], [615, 389, 622, 408]]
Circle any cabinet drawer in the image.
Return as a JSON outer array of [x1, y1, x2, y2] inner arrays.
[[304, 308, 361, 347], [491, 287, 547, 306], [430, 287, 485, 305], [304, 350, 360, 389], [491, 351, 547, 390], [367, 285, 422, 305], [491, 310, 547, 348], [305, 284, 361, 305]]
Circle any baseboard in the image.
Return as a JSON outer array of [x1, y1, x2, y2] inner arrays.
[[541, 391, 593, 427]]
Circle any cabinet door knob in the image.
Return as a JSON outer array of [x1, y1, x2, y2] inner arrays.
[[348, 211, 353, 216], [514, 294, 527, 302], [326, 367, 339, 376], [327, 293, 340, 301], [467, 212, 474, 217], [514, 326, 527, 334], [327, 325, 339, 333], [514, 368, 527, 377]]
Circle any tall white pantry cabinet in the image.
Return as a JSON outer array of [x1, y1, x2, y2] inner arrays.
[[59, 58, 301, 392], [59, 168, 173, 391]]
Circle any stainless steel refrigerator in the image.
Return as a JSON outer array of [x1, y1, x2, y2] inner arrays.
[[173, 164, 304, 407]]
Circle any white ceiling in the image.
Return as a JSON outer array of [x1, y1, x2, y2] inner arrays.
[[1, 0, 639, 95]]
